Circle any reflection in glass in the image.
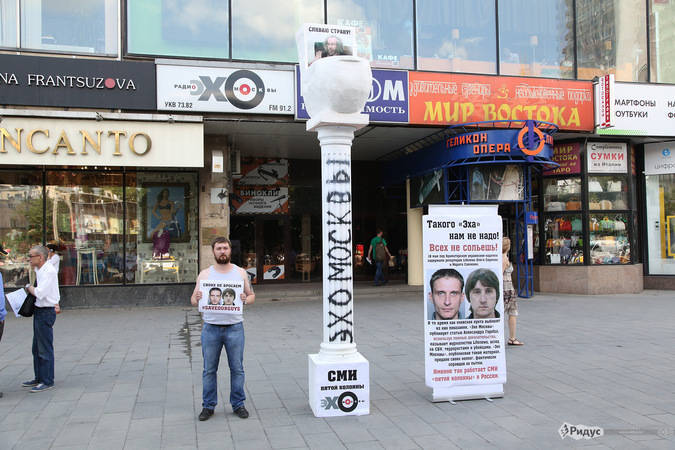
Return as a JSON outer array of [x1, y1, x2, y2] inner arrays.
[[327, 0, 413, 69], [46, 171, 124, 286], [589, 213, 630, 264], [587, 175, 628, 210], [470, 165, 524, 201], [576, 0, 647, 81], [127, 0, 229, 58], [232, 0, 323, 62], [0, 0, 18, 47], [416, 0, 496, 73], [543, 177, 581, 211], [645, 174, 675, 274], [20, 0, 117, 55], [0, 172, 43, 288], [498, 0, 573, 78], [544, 214, 583, 264], [649, 1, 675, 83]]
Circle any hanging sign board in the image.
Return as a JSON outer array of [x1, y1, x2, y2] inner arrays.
[[586, 142, 627, 173], [423, 205, 506, 402], [644, 142, 675, 175]]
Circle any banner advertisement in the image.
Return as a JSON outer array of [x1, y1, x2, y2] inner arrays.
[[587, 142, 627, 173], [543, 142, 582, 176], [423, 208, 506, 394], [157, 64, 294, 114], [0, 54, 155, 110], [296, 67, 409, 123], [409, 170, 444, 208], [408, 72, 594, 131], [644, 142, 675, 175], [308, 355, 370, 417], [595, 81, 675, 136], [198, 279, 244, 313], [231, 158, 289, 214]]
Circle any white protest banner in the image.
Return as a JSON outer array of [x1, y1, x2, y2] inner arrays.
[[423, 205, 506, 401], [198, 279, 244, 314]]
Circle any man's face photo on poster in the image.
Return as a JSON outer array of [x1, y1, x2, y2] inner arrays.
[[209, 287, 222, 305], [428, 268, 465, 320], [222, 288, 236, 306], [465, 269, 500, 319]]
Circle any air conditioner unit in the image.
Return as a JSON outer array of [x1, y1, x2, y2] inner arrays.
[[230, 149, 241, 175]]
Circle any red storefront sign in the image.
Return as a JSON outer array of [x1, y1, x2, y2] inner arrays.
[[543, 142, 581, 175], [408, 72, 594, 131]]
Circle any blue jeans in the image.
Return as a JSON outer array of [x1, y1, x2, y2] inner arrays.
[[374, 261, 385, 284], [201, 322, 245, 410], [33, 307, 56, 386]]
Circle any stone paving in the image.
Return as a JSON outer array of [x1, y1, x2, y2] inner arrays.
[[1, 286, 675, 449]]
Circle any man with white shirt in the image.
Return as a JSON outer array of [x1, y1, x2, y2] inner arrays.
[[46, 244, 61, 314], [22, 245, 60, 393]]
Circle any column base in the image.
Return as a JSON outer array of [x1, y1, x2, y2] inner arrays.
[[308, 351, 370, 417]]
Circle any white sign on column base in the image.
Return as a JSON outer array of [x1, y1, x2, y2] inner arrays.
[[309, 353, 370, 417]]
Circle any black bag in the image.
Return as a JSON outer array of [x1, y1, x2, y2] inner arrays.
[[19, 290, 36, 317], [375, 240, 387, 262]]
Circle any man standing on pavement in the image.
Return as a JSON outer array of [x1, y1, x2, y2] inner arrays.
[[23, 245, 60, 393], [367, 229, 391, 286], [191, 237, 255, 421]]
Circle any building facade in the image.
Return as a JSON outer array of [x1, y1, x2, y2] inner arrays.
[[0, 0, 673, 306]]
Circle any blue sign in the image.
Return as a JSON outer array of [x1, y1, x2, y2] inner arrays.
[[525, 211, 538, 224], [295, 67, 408, 123]]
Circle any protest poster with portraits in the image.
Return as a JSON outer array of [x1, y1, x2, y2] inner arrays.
[[423, 205, 506, 401], [296, 23, 357, 71], [198, 279, 244, 314]]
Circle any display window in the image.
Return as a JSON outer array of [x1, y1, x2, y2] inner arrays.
[[589, 213, 630, 265], [646, 173, 675, 275], [0, 169, 198, 288], [587, 175, 629, 210], [543, 177, 581, 211], [544, 214, 583, 264]]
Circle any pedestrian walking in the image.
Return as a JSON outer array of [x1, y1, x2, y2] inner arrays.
[[367, 229, 391, 286]]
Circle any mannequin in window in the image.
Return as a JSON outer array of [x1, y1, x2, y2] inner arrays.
[[152, 221, 171, 259]]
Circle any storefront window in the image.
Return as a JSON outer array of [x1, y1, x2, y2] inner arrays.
[[231, 0, 323, 62], [589, 213, 630, 264], [0, 0, 18, 47], [544, 214, 583, 264], [126, 172, 199, 285], [543, 177, 581, 212], [576, 0, 647, 81], [587, 175, 628, 210], [0, 171, 43, 288], [649, 1, 675, 83], [470, 165, 524, 201], [646, 174, 675, 275], [45, 171, 123, 286], [416, 0, 496, 73], [327, 0, 414, 69], [498, 0, 574, 78], [20, 0, 118, 55], [127, 0, 229, 59]]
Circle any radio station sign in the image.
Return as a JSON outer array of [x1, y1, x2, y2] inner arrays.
[[408, 72, 594, 131], [595, 79, 675, 136], [296, 67, 408, 123], [0, 54, 155, 110], [0, 116, 203, 167], [157, 64, 295, 114]]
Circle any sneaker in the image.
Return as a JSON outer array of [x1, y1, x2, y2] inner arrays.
[[21, 379, 39, 388], [29, 383, 54, 393], [234, 406, 249, 419], [198, 408, 214, 421]]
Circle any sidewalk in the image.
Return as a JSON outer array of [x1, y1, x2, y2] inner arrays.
[[1, 289, 674, 449]]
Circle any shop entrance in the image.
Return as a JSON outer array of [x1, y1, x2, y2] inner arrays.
[[230, 215, 290, 284]]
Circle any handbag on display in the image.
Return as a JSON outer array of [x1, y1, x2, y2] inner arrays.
[[600, 217, 614, 231], [590, 218, 600, 231], [607, 181, 622, 192], [613, 199, 627, 209], [614, 219, 626, 231], [18, 290, 36, 317], [559, 219, 572, 232], [600, 200, 613, 210], [571, 218, 582, 232], [589, 201, 602, 210], [547, 202, 564, 211], [589, 180, 603, 192], [566, 200, 582, 210]]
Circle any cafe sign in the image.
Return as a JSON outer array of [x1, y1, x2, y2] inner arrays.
[[0, 116, 203, 167]]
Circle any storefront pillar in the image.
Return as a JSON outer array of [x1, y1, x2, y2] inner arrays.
[[406, 179, 424, 286]]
